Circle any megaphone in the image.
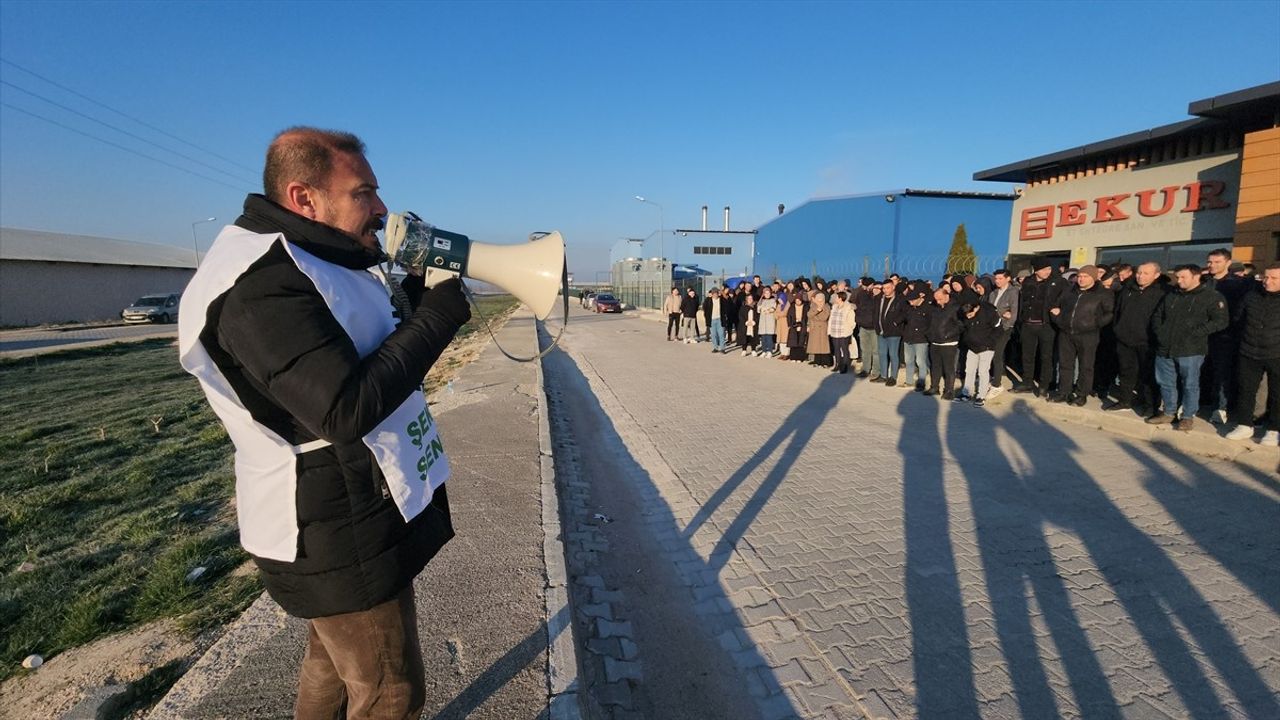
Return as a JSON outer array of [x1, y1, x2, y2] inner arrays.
[[383, 212, 565, 321]]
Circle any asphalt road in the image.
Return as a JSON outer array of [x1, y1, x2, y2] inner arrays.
[[0, 323, 177, 356]]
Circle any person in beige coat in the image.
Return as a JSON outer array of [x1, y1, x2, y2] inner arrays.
[[662, 287, 682, 341], [807, 292, 833, 367]]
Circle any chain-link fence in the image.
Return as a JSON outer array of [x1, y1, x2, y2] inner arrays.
[[614, 277, 702, 310]]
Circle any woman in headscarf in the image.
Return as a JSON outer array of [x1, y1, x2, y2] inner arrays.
[[806, 291, 832, 367]]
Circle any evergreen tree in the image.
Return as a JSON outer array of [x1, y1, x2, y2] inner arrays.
[[946, 223, 978, 274]]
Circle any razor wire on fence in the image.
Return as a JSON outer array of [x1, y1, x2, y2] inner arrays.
[[761, 254, 1006, 284]]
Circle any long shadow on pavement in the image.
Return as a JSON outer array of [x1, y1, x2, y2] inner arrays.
[[1117, 441, 1280, 618], [540, 338, 787, 719], [933, 397, 1279, 719], [896, 392, 981, 718], [942, 398, 1121, 719], [682, 372, 854, 572]]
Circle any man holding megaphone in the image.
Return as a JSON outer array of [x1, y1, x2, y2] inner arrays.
[[179, 127, 471, 719]]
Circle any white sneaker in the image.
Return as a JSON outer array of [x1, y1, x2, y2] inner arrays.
[[1225, 425, 1255, 441], [987, 386, 1005, 399], [1261, 430, 1279, 447], [1212, 409, 1228, 425], [741, 350, 749, 357]]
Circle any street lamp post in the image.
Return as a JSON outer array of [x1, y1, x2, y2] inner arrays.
[[634, 196, 664, 263], [191, 217, 217, 269]]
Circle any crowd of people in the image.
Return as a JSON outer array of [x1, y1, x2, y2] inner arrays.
[[659, 249, 1280, 442]]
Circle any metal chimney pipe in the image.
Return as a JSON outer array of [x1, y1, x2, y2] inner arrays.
[[723, 206, 730, 231], [701, 205, 708, 231]]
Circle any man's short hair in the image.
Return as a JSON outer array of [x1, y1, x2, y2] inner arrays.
[[1175, 263, 1201, 275], [1139, 260, 1162, 272], [993, 268, 1010, 278], [836, 291, 848, 301], [1115, 263, 1133, 274], [1265, 262, 1280, 272], [263, 127, 367, 203], [1208, 248, 1232, 261]]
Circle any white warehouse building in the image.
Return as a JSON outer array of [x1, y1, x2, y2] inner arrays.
[[0, 227, 196, 327]]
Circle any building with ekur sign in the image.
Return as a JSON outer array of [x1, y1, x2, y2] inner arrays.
[[975, 81, 1280, 270]]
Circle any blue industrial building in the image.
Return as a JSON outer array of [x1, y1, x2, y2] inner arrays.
[[753, 189, 1016, 282]]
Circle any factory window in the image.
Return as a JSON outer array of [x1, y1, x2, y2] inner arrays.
[[693, 246, 732, 255]]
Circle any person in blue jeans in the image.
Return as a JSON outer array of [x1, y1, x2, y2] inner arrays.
[[1147, 264, 1229, 432], [901, 288, 931, 390], [702, 287, 728, 353], [871, 278, 907, 386]]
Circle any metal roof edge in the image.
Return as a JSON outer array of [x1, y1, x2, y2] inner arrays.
[[1188, 80, 1280, 116], [973, 117, 1219, 183]]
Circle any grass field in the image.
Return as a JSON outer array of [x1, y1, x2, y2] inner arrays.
[[0, 294, 517, 681]]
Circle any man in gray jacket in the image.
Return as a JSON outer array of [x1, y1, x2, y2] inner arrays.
[[984, 268, 1019, 395]]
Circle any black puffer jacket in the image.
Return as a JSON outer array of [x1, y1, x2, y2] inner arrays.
[[1051, 284, 1115, 335], [1113, 280, 1169, 346], [902, 300, 932, 344], [1152, 283, 1230, 358], [204, 195, 466, 618], [926, 303, 963, 344], [1238, 291, 1280, 360], [962, 303, 1002, 352]]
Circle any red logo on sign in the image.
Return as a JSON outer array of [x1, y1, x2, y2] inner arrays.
[[1019, 181, 1229, 240]]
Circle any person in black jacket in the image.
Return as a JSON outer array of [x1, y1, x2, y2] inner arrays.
[[959, 302, 1002, 406], [1148, 264, 1230, 431], [1048, 265, 1115, 406], [853, 279, 882, 378], [678, 287, 700, 344], [925, 288, 963, 398], [737, 293, 759, 355], [182, 128, 472, 718], [1107, 262, 1168, 413], [1014, 258, 1068, 396], [1224, 263, 1280, 444], [1203, 248, 1260, 423], [901, 289, 932, 390], [873, 279, 908, 385]]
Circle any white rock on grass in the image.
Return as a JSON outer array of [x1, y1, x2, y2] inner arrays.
[[185, 566, 207, 583], [22, 654, 42, 669]]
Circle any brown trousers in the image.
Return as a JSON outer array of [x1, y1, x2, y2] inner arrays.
[[294, 587, 425, 720]]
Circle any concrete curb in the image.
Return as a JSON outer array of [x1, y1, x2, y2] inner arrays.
[[536, 324, 584, 720], [145, 592, 289, 719]]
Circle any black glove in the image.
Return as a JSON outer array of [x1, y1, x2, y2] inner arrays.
[[420, 277, 472, 328]]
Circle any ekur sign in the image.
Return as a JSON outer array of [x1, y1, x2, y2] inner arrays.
[[1019, 181, 1231, 241]]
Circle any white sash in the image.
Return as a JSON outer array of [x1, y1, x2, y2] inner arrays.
[[178, 226, 449, 562]]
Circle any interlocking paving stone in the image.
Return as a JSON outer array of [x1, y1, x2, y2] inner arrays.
[[549, 311, 1280, 719]]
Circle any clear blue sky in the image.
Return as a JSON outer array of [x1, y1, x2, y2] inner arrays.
[[1, 1, 1277, 275]]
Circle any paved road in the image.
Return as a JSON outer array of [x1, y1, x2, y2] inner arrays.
[[0, 323, 176, 356], [543, 307, 1280, 719]]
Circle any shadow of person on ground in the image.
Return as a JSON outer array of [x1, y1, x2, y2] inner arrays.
[[1116, 440, 1280, 617], [682, 372, 855, 574], [986, 399, 1279, 719], [943, 398, 1121, 719], [896, 391, 981, 718], [538, 332, 786, 719]]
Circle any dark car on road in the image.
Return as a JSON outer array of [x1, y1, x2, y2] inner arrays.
[[122, 293, 181, 324], [593, 293, 622, 313]]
